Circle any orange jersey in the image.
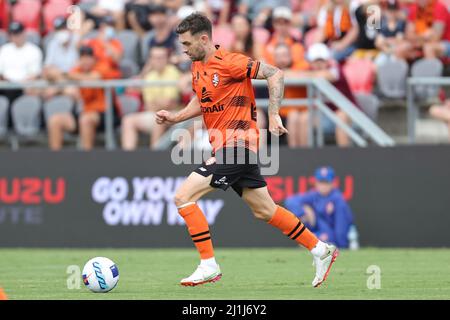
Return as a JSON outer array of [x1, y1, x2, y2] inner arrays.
[[191, 46, 260, 153]]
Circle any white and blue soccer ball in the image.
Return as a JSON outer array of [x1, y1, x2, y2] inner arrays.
[[82, 257, 119, 293]]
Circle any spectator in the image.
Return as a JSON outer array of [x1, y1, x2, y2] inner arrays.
[[374, 0, 408, 66], [47, 46, 121, 151], [125, 0, 153, 37], [316, 0, 358, 62], [294, 43, 358, 147], [429, 99, 450, 140], [421, 1, 450, 59], [405, 0, 450, 61], [230, 14, 263, 60], [83, 0, 127, 30], [285, 166, 355, 249], [84, 16, 124, 72], [204, 0, 233, 26], [0, 21, 42, 102], [350, 0, 380, 60], [263, 6, 309, 69], [272, 43, 309, 148], [142, 4, 188, 71], [121, 46, 180, 150], [238, 0, 291, 27], [42, 17, 79, 100], [147, 4, 178, 54]]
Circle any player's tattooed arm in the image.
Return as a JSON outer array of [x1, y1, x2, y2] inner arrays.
[[255, 62, 288, 136], [255, 62, 285, 115], [156, 96, 202, 125]]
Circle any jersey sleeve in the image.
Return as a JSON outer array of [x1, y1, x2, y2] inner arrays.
[[228, 53, 261, 80]]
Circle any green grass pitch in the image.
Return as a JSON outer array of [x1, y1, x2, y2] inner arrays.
[[0, 248, 449, 300]]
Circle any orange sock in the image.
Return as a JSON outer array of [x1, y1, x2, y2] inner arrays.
[[0, 287, 7, 300], [178, 202, 215, 259], [268, 206, 319, 250]]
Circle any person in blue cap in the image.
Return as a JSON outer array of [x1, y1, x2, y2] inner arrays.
[[284, 166, 356, 249]]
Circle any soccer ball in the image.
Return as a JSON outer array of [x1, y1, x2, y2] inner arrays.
[[82, 257, 119, 293]]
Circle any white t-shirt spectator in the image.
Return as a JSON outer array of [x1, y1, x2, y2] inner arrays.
[[0, 42, 43, 82]]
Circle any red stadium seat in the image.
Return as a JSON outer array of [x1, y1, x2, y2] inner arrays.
[[0, 0, 10, 30], [43, 0, 73, 33], [11, 0, 41, 32], [343, 58, 376, 94]]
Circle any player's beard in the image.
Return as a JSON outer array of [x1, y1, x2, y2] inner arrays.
[[190, 47, 206, 61]]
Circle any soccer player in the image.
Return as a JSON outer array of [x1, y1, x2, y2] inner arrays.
[[156, 13, 339, 288]]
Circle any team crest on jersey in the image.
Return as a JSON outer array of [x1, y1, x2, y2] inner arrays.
[[212, 73, 220, 87]]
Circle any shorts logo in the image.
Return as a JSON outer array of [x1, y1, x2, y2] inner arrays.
[[212, 73, 219, 87], [199, 167, 207, 172], [214, 176, 228, 186]]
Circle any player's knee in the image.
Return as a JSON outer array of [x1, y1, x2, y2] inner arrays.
[[173, 192, 192, 208], [251, 207, 273, 222]]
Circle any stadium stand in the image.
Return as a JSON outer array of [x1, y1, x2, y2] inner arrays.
[[11, 95, 42, 137], [43, 95, 75, 120]]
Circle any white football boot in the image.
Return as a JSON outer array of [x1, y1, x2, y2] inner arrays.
[[312, 244, 339, 288], [180, 265, 222, 287]]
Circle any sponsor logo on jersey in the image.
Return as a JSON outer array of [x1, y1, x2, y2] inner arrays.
[[201, 104, 224, 113]]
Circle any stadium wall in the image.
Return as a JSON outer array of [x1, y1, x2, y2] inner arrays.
[[0, 146, 449, 248]]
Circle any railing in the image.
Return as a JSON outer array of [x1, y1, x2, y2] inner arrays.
[[0, 77, 395, 149], [407, 77, 450, 143]]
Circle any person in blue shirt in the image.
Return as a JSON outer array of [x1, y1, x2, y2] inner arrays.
[[285, 166, 355, 248]]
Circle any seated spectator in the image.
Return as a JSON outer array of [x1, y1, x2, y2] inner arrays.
[[374, 0, 408, 66], [84, 16, 123, 72], [273, 43, 309, 148], [238, 0, 291, 27], [263, 6, 309, 69], [285, 166, 355, 249], [141, 4, 189, 71], [422, 0, 450, 60], [42, 17, 79, 100], [230, 14, 264, 60], [316, 0, 358, 62], [121, 46, 180, 150], [406, 0, 450, 61], [429, 99, 450, 140], [47, 46, 121, 151], [204, 0, 233, 26], [292, 43, 359, 147], [350, 0, 380, 60], [0, 21, 42, 103], [82, 0, 127, 30], [125, 0, 153, 37]]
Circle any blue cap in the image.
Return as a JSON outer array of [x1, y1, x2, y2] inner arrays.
[[314, 166, 335, 182]]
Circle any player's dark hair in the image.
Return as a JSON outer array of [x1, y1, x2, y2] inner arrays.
[[175, 13, 212, 38]]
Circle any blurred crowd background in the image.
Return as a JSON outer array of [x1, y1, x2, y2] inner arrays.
[[0, 0, 450, 151]]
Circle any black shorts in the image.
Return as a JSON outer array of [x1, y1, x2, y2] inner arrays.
[[193, 147, 267, 197]]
